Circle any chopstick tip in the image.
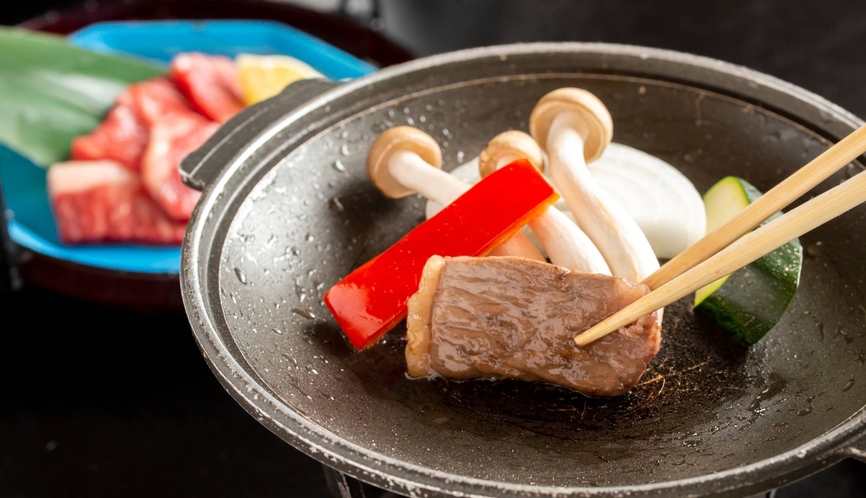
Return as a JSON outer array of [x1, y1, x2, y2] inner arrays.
[[573, 331, 594, 347]]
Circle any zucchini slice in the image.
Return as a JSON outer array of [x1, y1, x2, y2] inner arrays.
[[694, 176, 803, 345]]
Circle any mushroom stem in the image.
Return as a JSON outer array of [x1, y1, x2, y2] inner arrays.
[[488, 232, 548, 260], [387, 151, 469, 207], [481, 133, 610, 275], [368, 127, 545, 262], [388, 152, 543, 260], [546, 112, 659, 283], [528, 208, 610, 275]]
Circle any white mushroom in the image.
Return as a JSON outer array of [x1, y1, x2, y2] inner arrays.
[[367, 126, 545, 261], [530, 88, 661, 286], [426, 144, 706, 261], [478, 131, 610, 275]]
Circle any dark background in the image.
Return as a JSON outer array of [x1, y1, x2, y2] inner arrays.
[[3, 1, 78, 26], [3, 1, 866, 497]]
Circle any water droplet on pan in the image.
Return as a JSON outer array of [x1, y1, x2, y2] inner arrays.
[[806, 241, 823, 257], [292, 307, 316, 320]]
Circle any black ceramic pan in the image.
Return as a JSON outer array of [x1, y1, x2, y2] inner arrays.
[[179, 43, 866, 497]]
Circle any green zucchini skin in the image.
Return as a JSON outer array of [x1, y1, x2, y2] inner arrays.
[[694, 179, 803, 345]]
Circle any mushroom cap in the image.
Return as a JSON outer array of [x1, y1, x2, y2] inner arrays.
[[529, 88, 613, 163], [367, 126, 443, 199], [478, 130, 545, 178]]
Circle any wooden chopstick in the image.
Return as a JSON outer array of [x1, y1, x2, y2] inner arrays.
[[574, 167, 866, 347], [642, 123, 866, 290]]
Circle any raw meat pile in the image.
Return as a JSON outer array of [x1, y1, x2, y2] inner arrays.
[[48, 53, 246, 245]]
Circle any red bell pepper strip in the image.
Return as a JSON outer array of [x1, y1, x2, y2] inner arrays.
[[324, 160, 559, 350]]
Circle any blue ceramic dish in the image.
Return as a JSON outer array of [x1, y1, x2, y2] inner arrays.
[[0, 20, 375, 274]]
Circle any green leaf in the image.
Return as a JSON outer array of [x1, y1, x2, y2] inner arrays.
[[0, 27, 165, 167]]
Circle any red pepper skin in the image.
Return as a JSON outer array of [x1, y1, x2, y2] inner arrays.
[[324, 160, 559, 350]]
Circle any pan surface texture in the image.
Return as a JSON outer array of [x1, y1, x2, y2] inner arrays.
[[180, 44, 866, 497]]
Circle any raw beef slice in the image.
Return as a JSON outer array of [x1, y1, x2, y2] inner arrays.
[[171, 53, 244, 123], [71, 78, 196, 170], [47, 161, 187, 245], [141, 116, 219, 221], [71, 102, 148, 171], [123, 77, 196, 127]]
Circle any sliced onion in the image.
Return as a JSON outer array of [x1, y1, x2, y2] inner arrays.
[[425, 143, 705, 260], [588, 144, 705, 259]]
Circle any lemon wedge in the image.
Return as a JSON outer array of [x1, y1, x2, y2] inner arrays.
[[236, 54, 324, 105]]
